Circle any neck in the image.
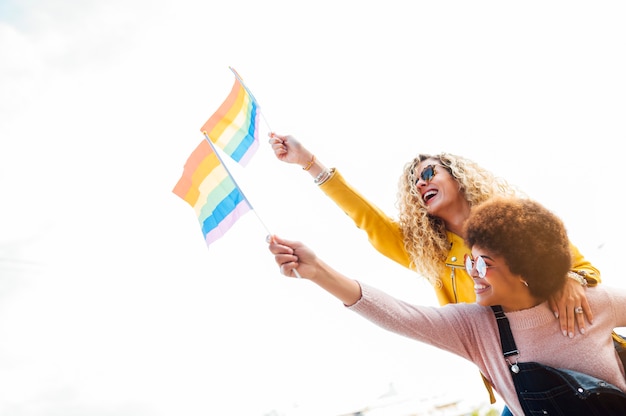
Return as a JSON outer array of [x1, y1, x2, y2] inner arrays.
[[500, 295, 542, 312], [443, 202, 472, 237]]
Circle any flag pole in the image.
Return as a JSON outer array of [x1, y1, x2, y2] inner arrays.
[[225, 67, 301, 278]]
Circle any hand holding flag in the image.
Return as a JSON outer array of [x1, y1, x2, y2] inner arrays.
[[172, 67, 304, 278]]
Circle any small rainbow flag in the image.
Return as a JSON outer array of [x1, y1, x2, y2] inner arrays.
[[172, 139, 252, 247], [200, 67, 260, 166]]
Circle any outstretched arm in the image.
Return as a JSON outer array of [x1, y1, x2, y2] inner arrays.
[[268, 132, 411, 268], [266, 235, 362, 306], [267, 236, 483, 368]]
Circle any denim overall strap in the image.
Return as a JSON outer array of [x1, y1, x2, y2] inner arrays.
[[490, 305, 519, 358], [491, 306, 516, 416]]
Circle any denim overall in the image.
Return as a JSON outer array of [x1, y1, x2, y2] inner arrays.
[[491, 305, 626, 415]]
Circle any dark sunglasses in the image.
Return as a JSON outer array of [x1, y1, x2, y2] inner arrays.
[[464, 254, 496, 278], [416, 164, 438, 184]]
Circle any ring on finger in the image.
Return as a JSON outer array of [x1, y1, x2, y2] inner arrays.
[[575, 306, 584, 314]]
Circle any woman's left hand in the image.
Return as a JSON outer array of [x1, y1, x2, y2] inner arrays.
[[549, 276, 592, 338]]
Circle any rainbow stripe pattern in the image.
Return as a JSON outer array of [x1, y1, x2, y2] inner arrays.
[[200, 68, 260, 166], [172, 140, 251, 247]]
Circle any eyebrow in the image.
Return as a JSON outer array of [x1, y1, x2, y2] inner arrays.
[[419, 163, 439, 173]]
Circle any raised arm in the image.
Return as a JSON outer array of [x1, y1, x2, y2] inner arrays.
[[268, 132, 411, 268]]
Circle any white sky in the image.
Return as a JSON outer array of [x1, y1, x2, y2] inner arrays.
[[1, 1, 625, 415]]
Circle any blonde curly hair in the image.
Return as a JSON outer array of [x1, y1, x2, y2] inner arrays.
[[396, 153, 523, 287]]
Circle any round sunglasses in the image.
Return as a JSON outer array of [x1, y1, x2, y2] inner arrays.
[[415, 164, 442, 184], [464, 254, 496, 278]]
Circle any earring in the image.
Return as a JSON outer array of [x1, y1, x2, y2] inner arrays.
[[521, 281, 529, 287]]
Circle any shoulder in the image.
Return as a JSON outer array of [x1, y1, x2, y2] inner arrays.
[[441, 302, 494, 324], [586, 285, 626, 314], [587, 284, 626, 300]]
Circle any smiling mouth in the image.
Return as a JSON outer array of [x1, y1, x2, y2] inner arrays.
[[474, 282, 490, 294], [423, 190, 437, 203]]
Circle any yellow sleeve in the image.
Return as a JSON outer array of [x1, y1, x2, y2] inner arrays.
[[318, 169, 411, 269], [570, 242, 601, 286]]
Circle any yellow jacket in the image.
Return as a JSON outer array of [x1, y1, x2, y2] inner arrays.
[[320, 169, 601, 402], [320, 169, 600, 305]]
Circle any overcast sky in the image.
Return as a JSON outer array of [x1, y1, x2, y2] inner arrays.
[[1, 1, 625, 415]]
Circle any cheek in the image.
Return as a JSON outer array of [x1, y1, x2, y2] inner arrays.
[[485, 274, 503, 287], [485, 274, 516, 292], [436, 176, 459, 194]]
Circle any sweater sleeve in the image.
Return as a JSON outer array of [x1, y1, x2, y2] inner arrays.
[[348, 282, 481, 361], [318, 169, 411, 268]]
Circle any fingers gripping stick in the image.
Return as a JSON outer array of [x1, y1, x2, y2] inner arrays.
[[266, 235, 303, 279]]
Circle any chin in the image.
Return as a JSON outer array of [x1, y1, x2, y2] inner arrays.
[[425, 204, 439, 215], [475, 297, 492, 307]]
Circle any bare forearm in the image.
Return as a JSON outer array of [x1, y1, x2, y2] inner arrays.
[[309, 260, 362, 306]]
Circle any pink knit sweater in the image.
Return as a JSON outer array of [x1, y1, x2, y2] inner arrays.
[[349, 283, 626, 415]]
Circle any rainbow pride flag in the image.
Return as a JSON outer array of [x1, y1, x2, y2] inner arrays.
[[172, 139, 252, 247], [200, 67, 260, 166]]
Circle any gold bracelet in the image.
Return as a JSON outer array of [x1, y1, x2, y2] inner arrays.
[[302, 155, 315, 171]]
